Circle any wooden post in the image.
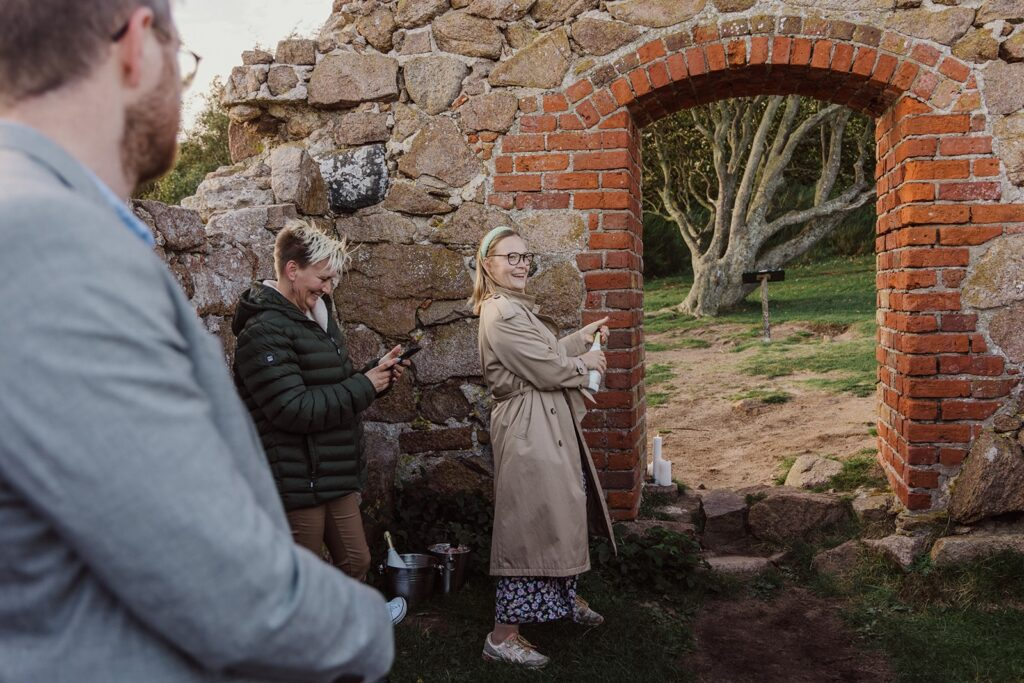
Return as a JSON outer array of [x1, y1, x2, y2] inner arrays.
[[760, 275, 771, 343]]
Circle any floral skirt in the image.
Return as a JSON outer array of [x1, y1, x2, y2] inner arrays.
[[495, 575, 578, 624]]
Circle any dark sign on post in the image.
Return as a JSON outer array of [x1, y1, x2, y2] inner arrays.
[[741, 270, 785, 343]]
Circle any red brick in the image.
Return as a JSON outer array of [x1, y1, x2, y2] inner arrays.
[[941, 400, 1001, 420], [518, 96, 538, 113], [790, 37, 813, 65], [610, 78, 635, 106], [893, 227, 938, 247], [901, 114, 970, 136], [891, 61, 919, 90], [514, 154, 568, 172], [895, 354, 938, 375], [514, 193, 570, 210], [896, 333, 969, 353], [601, 171, 631, 189], [488, 193, 513, 209], [943, 269, 967, 288], [600, 130, 632, 149], [588, 232, 633, 249], [638, 39, 667, 64], [520, 114, 557, 133], [502, 134, 545, 153], [890, 270, 937, 289], [685, 47, 707, 76], [693, 24, 720, 43], [599, 111, 631, 130], [810, 40, 833, 69], [576, 252, 602, 271], [901, 398, 939, 419], [974, 158, 1002, 177], [666, 52, 687, 81], [872, 54, 899, 85], [705, 43, 727, 71], [647, 61, 671, 89], [902, 160, 971, 181], [939, 136, 993, 156], [938, 354, 1004, 376], [493, 174, 541, 192], [557, 114, 586, 131], [566, 80, 594, 103], [852, 47, 878, 76], [906, 422, 971, 443], [971, 379, 1017, 399], [912, 70, 939, 100], [938, 226, 1003, 246], [896, 183, 936, 204], [771, 36, 792, 64], [726, 40, 746, 67], [547, 132, 598, 151], [628, 68, 652, 97], [894, 137, 938, 163], [591, 89, 617, 116], [749, 36, 770, 65], [972, 204, 1024, 223], [939, 58, 970, 82], [574, 190, 631, 210], [832, 43, 856, 72], [574, 150, 632, 170], [585, 271, 633, 290], [906, 492, 933, 510], [545, 172, 599, 190], [906, 467, 940, 489], [905, 378, 971, 398], [911, 43, 941, 67], [939, 447, 968, 467], [906, 446, 938, 465], [938, 314, 977, 332], [576, 100, 601, 128], [898, 247, 969, 268], [494, 155, 513, 173], [883, 313, 938, 333], [938, 182, 1001, 201]]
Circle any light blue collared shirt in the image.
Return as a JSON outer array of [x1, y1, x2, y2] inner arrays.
[[86, 169, 157, 247]]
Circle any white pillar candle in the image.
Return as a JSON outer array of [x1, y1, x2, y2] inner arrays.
[[655, 459, 672, 487], [653, 435, 663, 463]]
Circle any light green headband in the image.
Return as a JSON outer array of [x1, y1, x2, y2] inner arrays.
[[479, 226, 515, 260]]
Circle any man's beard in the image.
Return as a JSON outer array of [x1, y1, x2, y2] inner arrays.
[[121, 52, 181, 189]]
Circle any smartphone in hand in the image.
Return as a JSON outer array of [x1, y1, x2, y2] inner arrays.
[[397, 345, 422, 362]]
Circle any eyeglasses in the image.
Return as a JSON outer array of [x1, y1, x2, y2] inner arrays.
[[111, 20, 202, 90], [490, 252, 536, 266]]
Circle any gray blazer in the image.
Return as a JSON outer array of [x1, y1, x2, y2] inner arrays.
[[0, 122, 393, 683]]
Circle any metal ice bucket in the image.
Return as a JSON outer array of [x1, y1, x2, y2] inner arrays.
[[380, 553, 440, 609], [428, 543, 471, 595]]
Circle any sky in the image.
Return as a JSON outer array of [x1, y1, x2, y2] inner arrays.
[[174, 0, 333, 130]]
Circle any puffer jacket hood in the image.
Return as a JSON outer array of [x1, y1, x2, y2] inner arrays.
[[232, 282, 322, 335]]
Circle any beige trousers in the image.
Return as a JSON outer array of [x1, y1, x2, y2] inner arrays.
[[286, 493, 371, 581]]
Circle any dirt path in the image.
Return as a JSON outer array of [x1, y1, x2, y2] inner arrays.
[[645, 322, 877, 490], [689, 588, 892, 682]]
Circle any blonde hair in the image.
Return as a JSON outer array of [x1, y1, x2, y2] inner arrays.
[[469, 227, 520, 315], [274, 219, 352, 283]]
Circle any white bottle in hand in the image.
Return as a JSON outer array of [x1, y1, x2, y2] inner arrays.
[[587, 335, 602, 392], [384, 531, 407, 568]]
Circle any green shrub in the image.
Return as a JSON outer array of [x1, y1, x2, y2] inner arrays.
[[592, 524, 706, 594]]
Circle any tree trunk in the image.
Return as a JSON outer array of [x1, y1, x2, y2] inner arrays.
[[677, 254, 752, 316]]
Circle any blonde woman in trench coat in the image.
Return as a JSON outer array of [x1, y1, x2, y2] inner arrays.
[[471, 226, 617, 668]]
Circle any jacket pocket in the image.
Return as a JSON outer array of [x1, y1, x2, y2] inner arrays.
[[305, 434, 319, 476]]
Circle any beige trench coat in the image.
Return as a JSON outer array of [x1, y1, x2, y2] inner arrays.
[[478, 287, 616, 577]]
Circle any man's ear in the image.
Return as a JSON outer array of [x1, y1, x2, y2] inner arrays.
[[116, 7, 156, 89]]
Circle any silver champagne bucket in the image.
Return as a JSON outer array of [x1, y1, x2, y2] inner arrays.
[[380, 553, 440, 609], [428, 543, 471, 595]]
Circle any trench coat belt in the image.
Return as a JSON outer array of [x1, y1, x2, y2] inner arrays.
[[491, 385, 529, 404]]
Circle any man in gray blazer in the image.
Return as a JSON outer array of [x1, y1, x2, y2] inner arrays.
[[0, 2, 394, 681]]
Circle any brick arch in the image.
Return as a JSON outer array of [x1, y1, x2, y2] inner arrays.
[[489, 15, 1024, 518]]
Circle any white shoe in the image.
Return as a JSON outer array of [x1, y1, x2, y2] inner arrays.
[[482, 634, 550, 668], [387, 597, 407, 626], [572, 596, 604, 626]]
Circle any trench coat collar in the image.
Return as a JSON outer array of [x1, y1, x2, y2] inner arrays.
[[492, 286, 539, 313]]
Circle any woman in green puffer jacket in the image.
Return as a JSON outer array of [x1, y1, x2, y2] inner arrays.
[[232, 220, 405, 597]]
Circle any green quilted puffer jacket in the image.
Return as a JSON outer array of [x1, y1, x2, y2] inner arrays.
[[231, 283, 377, 511]]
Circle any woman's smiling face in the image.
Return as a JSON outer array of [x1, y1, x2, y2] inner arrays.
[[287, 258, 337, 313], [485, 235, 530, 292]]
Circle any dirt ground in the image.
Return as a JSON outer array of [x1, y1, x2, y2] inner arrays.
[[689, 589, 893, 682], [645, 322, 877, 490]]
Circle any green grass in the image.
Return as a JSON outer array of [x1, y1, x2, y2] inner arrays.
[[729, 388, 793, 404], [739, 331, 877, 398], [828, 553, 1024, 682], [644, 256, 876, 328], [646, 363, 676, 386], [646, 338, 713, 352], [390, 573, 698, 682], [648, 392, 672, 407], [773, 455, 798, 485]]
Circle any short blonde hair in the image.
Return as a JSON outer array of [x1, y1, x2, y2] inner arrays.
[[274, 219, 352, 282], [469, 227, 520, 315]]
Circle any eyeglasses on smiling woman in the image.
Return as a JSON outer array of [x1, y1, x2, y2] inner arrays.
[[491, 252, 537, 266]]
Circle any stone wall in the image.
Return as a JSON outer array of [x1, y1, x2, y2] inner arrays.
[[163, 0, 1024, 519]]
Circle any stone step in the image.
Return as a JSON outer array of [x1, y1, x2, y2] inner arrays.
[[703, 554, 778, 576]]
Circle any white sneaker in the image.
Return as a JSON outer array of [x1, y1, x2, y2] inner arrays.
[[387, 597, 407, 626], [482, 634, 550, 668], [572, 596, 604, 626]]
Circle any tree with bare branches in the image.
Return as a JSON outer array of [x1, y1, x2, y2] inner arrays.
[[643, 96, 875, 317]]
